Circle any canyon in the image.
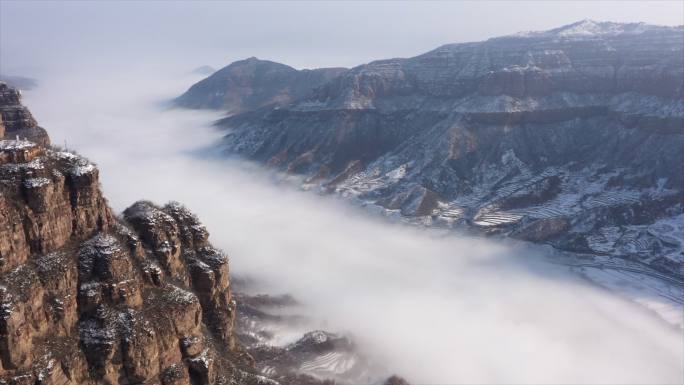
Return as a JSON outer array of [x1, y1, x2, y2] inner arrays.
[[1, 17, 683, 385], [180, 20, 684, 281]]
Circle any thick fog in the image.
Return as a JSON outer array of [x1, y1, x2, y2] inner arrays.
[[3, 2, 683, 383], [18, 64, 684, 384]]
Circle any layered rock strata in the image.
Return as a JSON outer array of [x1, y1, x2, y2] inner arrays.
[[0, 83, 49, 146], [207, 21, 684, 278]]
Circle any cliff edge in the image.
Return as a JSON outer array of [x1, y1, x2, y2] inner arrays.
[[0, 82, 266, 384]]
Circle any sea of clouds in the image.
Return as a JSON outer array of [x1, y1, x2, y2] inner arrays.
[[16, 63, 683, 385]]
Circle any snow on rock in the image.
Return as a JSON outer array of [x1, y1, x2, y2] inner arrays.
[[23, 177, 50, 188], [0, 139, 36, 151]]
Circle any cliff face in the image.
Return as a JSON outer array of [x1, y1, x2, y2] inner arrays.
[[0, 82, 267, 385], [213, 21, 684, 277], [175, 57, 347, 114], [0, 83, 50, 146]]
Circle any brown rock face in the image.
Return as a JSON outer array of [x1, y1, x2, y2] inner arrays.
[[0, 173, 256, 384], [0, 82, 50, 146], [0, 144, 112, 275], [0, 83, 265, 384], [123, 201, 237, 350]]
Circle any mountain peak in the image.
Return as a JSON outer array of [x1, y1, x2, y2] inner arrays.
[[222, 57, 295, 73], [175, 58, 346, 112], [233, 56, 278, 66], [552, 19, 644, 36], [510, 19, 670, 39], [237, 56, 261, 64]]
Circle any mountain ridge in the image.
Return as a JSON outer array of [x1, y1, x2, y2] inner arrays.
[[184, 21, 684, 279]]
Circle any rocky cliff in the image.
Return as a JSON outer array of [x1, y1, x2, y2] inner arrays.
[[175, 57, 346, 114], [0, 82, 277, 385], [210, 21, 684, 278], [0, 83, 49, 146]]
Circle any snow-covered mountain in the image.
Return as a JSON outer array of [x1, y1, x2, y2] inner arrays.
[[182, 21, 684, 279], [511, 19, 678, 38]]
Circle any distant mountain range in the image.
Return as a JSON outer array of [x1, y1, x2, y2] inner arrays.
[[178, 20, 684, 279]]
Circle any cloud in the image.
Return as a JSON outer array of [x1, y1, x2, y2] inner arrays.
[[21, 64, 684, 385]]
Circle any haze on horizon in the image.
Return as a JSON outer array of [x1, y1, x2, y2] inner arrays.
[[1, 0, 683, 77]]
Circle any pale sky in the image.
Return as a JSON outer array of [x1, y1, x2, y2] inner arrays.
[[1, 1, 683, 77]]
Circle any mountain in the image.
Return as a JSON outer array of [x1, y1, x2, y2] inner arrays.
[[175, 57, 347, 114], [209, 21, 684, 278]]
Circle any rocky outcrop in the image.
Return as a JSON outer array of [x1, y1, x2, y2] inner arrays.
[[123, 201, 237, 350], [0, 140, 254, 383], [209, 21, 684, 278], [233, 291, 376, 385], [0, 82, 278, 385], [0, 141, 111, 276], [0, 82, 49, 146], [175, 57, 347, 114]]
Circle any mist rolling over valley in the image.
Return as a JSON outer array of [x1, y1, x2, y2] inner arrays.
[[15, 65, 682, 384], [1, 1, 683, 384]]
